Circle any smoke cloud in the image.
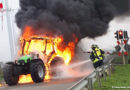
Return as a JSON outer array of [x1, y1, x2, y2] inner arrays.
[[15, 0, 115, 43], [110, 0, 130, 15]]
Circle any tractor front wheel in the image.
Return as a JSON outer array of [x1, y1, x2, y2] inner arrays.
[[30, 61, 45, 83], [3, 64, 19, 86]]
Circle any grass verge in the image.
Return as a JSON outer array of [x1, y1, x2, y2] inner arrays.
[[0, 68, 3, 82], [94, 64, 130, 90]]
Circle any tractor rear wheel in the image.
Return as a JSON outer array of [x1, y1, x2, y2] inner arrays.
[[50, 57, 64, 67], [50, 57, 64, 75]]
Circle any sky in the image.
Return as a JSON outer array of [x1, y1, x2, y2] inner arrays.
[[0, 0, 130, 62], [0, 0, 20, 62]]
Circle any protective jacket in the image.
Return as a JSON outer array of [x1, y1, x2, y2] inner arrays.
[[90, 48, 105, 63]]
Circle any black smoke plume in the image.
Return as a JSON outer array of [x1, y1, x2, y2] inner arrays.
[[110, 0, 130, 15], [15, 0, 115, 44]]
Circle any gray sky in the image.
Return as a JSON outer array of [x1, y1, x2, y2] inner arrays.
[[0, 0, 130, 62], [0, 0, 19, 62]]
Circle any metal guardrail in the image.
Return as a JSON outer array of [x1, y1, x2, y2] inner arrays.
[[68, 59, 114, 90]]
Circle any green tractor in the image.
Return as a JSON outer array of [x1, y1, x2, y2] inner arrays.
[[3, 37, 64, 86]]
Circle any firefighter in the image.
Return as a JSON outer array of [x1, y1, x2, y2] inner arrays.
[[90, 44, 105, 68]]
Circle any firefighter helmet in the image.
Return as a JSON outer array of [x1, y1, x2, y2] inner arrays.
[[91, 44, 97, 48], [91, 44, 99, 50]]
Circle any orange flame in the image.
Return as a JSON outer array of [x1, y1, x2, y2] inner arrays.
[[45, 64, 51, 80], [18, 26, 78, 84], [18, 74, 33, 84]]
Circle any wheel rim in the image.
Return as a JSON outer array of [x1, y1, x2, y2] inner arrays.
[[37, 65, 44, 79]]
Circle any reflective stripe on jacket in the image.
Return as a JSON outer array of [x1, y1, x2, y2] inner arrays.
[[92, 48, 103, 63]]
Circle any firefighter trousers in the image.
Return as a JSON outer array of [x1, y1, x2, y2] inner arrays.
[[93, 60, 103, 68]]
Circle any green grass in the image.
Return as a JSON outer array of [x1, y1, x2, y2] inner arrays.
[[94, 64, 130, 90], [0, 68, 3, 82]]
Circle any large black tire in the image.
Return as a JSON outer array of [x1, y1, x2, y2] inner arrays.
[[50, 57, 64, 76], [50, 57, 64, 67], [30, 61, 45, 83], [3, 64, 19, 86]]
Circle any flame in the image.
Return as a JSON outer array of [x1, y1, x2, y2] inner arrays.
[[0, 83, 6, 87], [18, 74, 33, 84], [18, 26, 78, 84], [45, 64, 51, 80]]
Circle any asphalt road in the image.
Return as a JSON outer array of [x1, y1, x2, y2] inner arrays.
[[0, 78, 82, 90]]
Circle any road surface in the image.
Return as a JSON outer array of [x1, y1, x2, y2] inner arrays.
[[0, 78, 83, 90]]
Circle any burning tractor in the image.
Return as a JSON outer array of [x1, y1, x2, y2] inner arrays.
[[3, 37, 65, 86]]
